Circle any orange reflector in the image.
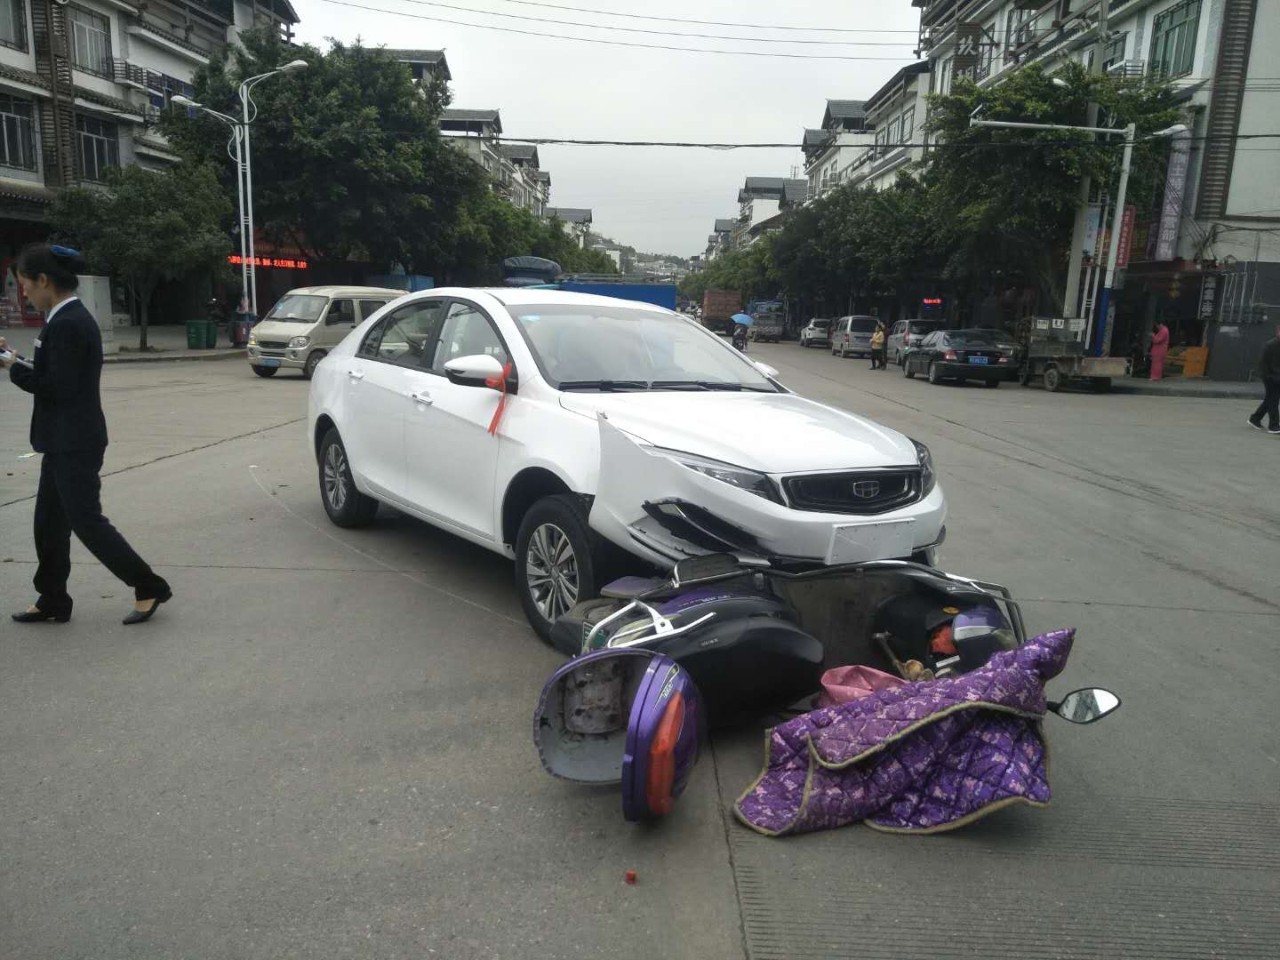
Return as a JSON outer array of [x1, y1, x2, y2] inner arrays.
[[645, 692, 686, 816]]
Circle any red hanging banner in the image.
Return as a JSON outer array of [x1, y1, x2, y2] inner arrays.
[[486, 362, 514, 436]]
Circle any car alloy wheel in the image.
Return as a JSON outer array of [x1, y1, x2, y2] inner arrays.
[[318, 428, 379, 528], [525, 522, 579, 623], [928, 362, 942, 385], [303, 350, 326, 380], [323, 442, 348, 512]]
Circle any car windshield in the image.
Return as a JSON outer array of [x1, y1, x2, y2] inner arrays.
[[511, 304, 779, 392], [265, 294, 327, 323]]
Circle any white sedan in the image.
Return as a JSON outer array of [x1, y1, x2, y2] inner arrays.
[[307, 289, 946, 638]]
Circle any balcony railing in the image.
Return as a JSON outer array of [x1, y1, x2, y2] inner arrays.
[[114, 61, 149, 89]]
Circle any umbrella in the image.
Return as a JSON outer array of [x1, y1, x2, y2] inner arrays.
[[731, 313, 754, 327]]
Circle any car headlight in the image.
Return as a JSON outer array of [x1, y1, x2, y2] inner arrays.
[[912, 439, 936, 498], [289, 336, 311, 349], [652, 447, 782, 504], [247, 332, 257, 346]]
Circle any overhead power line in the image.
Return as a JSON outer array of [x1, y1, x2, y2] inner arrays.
[[444, 133, 1280, 149], [313, 0, 918, 59], [363, 0, 918, 44], [485, 0, 923, 33]]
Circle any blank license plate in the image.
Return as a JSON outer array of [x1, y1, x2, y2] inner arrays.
[[827, 519, 916, 564], [260, 358, 281, 368], [968, 356, 989, 364]]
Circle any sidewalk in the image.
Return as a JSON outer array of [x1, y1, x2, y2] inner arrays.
[[1, 324, 245, 363], [1111, 376, 1264, 400]]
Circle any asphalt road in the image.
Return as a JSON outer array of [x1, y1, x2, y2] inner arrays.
[[1, 347, 1277, 959]]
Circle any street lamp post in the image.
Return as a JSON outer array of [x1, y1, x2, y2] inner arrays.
[[969, 118, 1185, 355], [174, 59, 307, 318], [172, 96, 248, 306], [239, 60, 308, 316]]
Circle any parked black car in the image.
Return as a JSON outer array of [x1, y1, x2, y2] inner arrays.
[[902, 330, 1016, 387]]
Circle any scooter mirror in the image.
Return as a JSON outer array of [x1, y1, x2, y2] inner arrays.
[[1050, 687, 1121, 724]]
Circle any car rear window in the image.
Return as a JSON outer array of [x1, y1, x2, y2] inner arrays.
[[908, 321, 945, 335], [847, 317, 879, 333]]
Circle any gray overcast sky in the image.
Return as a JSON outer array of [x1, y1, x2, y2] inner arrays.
[[292, 0, 922, 256]]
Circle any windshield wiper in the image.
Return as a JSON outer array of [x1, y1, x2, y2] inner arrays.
[[558, 379, 651, 392], [650, 380, 744, 391]]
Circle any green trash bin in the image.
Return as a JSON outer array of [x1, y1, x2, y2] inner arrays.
[[186, 319, 208, 349], [203, 320, 218, 348]]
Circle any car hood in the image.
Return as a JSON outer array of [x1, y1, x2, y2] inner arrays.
[[252, 319, 316, 339], [559, 391, 917, 473]]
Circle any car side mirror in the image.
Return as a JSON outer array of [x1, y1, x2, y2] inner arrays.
[[1049, 687, 1121, 724], [443, 354, 514, 391], [753, 361, 779, 379]]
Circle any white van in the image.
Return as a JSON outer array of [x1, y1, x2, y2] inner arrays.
[[247, 286, 405, 379], [832, 315, 880, 359]]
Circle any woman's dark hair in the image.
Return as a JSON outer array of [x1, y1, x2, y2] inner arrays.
[[17, 243, 87, 291]]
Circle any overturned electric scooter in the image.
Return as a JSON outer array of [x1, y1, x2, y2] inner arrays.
[[532, 553, 1121, 825]]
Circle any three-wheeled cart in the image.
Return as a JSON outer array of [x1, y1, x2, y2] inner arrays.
[[1018, 318, 1131, 392]]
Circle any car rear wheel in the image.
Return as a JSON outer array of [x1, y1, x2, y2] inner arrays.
[[302, 350, 327, 380], [928, 362, 943, 385], [252, 365, 278, 378], [903, 359, 916, 379], [319, 428, 379, 528], [515, 495, 607, 643], [1044, 365, 1064, 392]]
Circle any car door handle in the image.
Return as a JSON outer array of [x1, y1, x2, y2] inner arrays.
[[347, 369, 365, 381], [410, 391, 434, 406]]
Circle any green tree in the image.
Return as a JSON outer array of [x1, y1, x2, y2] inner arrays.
[[51, 163, 231, 349], [924, 61, 1180, 309], [160, 28, 482, 276]]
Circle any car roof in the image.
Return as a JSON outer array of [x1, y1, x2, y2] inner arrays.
[[282, 286, 405, 298], [438, 287, 677, 312]]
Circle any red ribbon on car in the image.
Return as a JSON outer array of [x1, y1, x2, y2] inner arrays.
[[486, 362, 513, 436]]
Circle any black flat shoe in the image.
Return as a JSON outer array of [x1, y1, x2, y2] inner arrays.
[[12, 606, 72, 624], [123, 590, 172, 626]]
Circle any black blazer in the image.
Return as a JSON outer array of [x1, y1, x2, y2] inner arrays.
[[9, 299, 109, 453]]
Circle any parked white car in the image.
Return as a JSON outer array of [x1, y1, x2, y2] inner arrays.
[[307, 289, 947, 638]]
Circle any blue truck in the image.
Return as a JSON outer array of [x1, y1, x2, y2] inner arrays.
[[501, 257, 677, 311]]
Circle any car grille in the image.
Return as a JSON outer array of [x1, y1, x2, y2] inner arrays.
[[782, 470, 921, 515], [257, 340, 289, 350]]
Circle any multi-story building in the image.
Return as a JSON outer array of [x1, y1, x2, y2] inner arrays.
[[385, 47, 450, 85], [545, 207, 591, 247], [1, 0, 299, 321], [438, 107, 551, 217], [841, 63, 931, 192], [913, 0, 1279, 377], [802, 99, 874, 200], [734, 177, 807, 249]]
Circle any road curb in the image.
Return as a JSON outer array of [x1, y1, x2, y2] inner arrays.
[[105, 350, 247, 364], [1110, 383, 1263, 400]]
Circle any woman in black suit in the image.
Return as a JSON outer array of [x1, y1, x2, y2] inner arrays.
[[0, 244, 171, 625]]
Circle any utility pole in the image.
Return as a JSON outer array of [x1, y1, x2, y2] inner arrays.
[[1062, 0, 1111, 319]]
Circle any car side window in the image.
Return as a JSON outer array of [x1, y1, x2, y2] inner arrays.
[[429, 301, 510, 373], [358, 299, 390, 322], [359, 300, 447, 367], [325, 299, 356, 325], [892, 322, 904, 337]]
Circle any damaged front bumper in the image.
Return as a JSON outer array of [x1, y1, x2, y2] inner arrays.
[[588, 418, 948, 569]]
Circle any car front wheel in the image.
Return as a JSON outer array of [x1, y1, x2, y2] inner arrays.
[[319, 428, 379, 527], [302, 350, 327, 380], [252, 365, 278, 378], [515, 495, 605, 642]]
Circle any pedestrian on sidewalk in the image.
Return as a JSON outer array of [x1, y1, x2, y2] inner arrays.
[[0, 244, 173, 626], [1149, 322, 1170, 380], [1247, 324, 1280, 435], [870, 321, 887, 370]]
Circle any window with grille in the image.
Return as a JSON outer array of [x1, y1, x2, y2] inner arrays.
[[75, 114, 118, 181], [1103, 32, 1129, 71], [0, 94, 36, 170], [900, 107, 915, 143], [69, 6, 112, 77], [1150, 0, 1201, 78], [1, 0, 27, 51]]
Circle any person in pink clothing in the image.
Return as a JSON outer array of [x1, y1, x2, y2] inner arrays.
[[1149, 322, 1170, 380]]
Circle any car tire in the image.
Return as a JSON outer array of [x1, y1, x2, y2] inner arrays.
[[1044, 365, 1064, 392], [302, 350, 327, 380], [319, 428, 379, 528], [904, 359, 916, 379], [515, 494, 607, 643], [984, 379, 1000, 389], [928, 361, 942, 385], [252, 365, 278, 378]]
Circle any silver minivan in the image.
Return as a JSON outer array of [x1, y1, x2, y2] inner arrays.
[[248, 286, 404, 379], [887, 318, 946, 366], [832, 315, 880, 358]]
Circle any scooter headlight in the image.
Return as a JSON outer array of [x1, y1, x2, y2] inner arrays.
[[652, 448, 782, 504], [912, 439, 936, 498]]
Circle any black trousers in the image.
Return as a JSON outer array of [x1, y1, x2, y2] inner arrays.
[[871, 347, 887, 369], [1252, 377, 1280, 430], [33, 450, 167, 610]]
